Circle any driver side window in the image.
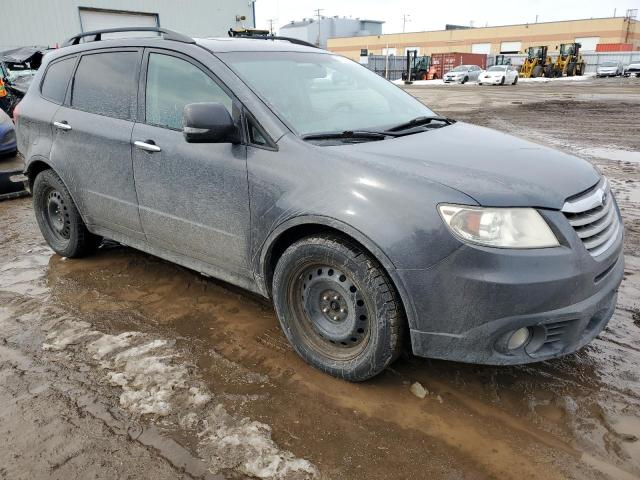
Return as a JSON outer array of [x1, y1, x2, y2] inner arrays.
[[145, 53, 232, 130]]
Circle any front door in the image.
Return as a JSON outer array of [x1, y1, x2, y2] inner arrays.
[[132, 49, 251, 275], [49, 49, 144, 239]]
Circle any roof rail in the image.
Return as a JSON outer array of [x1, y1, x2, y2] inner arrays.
[[62, 27, 195, 47], [227, 29, 319, 49]]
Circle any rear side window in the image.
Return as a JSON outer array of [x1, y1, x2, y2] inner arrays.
[[145, 53, 232, 130], [41, 57, 76, 104], [71, 51, 139, 120]]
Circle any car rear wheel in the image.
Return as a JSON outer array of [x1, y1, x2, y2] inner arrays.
[[272, 235, 404, 381], [33, 169, 101, 257], [512, 75, 518, 85]]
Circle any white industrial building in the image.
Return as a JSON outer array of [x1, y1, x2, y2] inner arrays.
[[0, 0, 256, 50], [280, 17, 383, 48]]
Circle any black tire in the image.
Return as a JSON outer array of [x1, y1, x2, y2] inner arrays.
[[512, 75, 518, 85], [272, 235, 404, 381], [531, 65, 543, 78], [500, 76, 505, 85], [544, 66, 554, 78], [461, 76, 468, 84], [567, 62, 576, 77], [33, 169, 101, 257]]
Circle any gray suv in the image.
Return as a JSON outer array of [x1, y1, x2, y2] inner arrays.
[[15, 28, 624, 381]]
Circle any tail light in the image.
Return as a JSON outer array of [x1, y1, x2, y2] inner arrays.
[[12, 101, 21, 122]]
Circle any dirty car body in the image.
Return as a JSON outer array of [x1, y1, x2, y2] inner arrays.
[[15, 30, 624, 380]]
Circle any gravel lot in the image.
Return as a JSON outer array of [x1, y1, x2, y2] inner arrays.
[[0, 76, 639, 480]]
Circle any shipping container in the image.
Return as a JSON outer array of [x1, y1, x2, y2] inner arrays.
[[430, 52, 487, 79], [596, 43, 634, 52]]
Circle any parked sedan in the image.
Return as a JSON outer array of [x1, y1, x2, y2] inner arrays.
[[443, 65, 483, 83], [623, 62, 640, 77], [596, 61, 623, 77], [0, 108, 17, 156], [478, 65, 519, 85]]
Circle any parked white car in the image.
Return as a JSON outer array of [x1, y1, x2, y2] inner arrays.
[[623, 62, 640, 77], [596, 61, 623, 77], [478, 65, 519, 85]]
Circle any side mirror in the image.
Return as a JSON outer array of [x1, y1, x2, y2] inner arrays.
[[183, 102, 240, 144]]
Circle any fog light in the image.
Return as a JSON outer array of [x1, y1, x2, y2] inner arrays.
[[507, 327, 531, 350]]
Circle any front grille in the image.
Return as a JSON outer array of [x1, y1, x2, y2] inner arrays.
[[562, 178, 620, 257]]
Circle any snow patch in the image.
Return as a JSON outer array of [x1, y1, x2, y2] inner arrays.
[[198, 404, 318, 479], [42, 319, 318, 479]]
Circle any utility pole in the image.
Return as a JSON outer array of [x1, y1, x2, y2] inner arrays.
[[266, 18, 276, 35], [314, 8, 324, 47], [402, 14, 411, 33]]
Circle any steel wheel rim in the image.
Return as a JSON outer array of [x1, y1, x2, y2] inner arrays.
[[290, 263, 371, 360], [44, 188, 71, 241]]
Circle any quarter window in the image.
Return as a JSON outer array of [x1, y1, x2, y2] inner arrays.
[[41, 57, 76, 104], [145, 53, 232, 130], [71, 51, 139, 120]]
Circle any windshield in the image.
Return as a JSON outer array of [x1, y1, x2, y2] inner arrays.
[[600, 62, 617, 67], [219, 51, 435, 136], [450, 65, 468, 72], [487, 66, 506, 72]]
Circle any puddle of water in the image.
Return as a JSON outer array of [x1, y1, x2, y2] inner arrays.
[[580, 147, 640, 163]]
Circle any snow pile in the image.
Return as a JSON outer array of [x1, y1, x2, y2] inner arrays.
[[198, 404, 318, 479], [42, 318, 319, 479]]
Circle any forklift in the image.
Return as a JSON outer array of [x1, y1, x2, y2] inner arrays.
[[494, 54, 511, 66], [402, 51, 432, 82], [553, 43, 585, 77], [519, 46, 551, 78]]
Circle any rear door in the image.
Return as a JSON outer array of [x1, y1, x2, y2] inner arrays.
[[49, 48, 144, 240], [131, 49, 251, 275]]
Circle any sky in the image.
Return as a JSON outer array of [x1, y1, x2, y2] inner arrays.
[[254, 0, 640, 34]]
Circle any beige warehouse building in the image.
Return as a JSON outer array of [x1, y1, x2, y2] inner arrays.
[[327, 17, 640, 60]]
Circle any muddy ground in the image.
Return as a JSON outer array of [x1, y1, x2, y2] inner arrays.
[[0, 76, 639, 480]]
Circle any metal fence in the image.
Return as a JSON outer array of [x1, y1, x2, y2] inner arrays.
[[363, 55, 409, 80], [366, 52, 640, 79]]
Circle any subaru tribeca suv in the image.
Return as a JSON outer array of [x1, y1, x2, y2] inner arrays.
[[15, 28, 624, 381]]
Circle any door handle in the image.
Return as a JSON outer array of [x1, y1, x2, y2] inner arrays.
[[53, 121, 72, 131], [134, 140, 161, 153]]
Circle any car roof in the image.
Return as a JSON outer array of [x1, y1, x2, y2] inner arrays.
[[195, 37, 325, 54]]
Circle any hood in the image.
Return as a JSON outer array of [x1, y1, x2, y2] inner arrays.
[[329, 122, 599, 209], [0, 46, 47, 64]]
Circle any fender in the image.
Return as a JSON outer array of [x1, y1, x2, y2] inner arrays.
[[256, 214, 420, 330], [24, 155, 92, 229]]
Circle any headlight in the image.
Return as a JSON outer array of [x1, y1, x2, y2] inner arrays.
[[438, 205, 559, 248]]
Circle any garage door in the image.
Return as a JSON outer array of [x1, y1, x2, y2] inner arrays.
[[575, 37, 599, 52], [472, 43, 491, 55], [79, 8, 159, 38], [500, 41, 522, 53]]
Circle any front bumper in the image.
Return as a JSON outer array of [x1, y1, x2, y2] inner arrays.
[[399, 206, 624, 365], [443, 76, 463, 83], [478, 76, 503, 84]]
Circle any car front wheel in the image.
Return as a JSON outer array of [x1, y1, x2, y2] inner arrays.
[[272, 235, 404, 381], [33, 169, 101, 257]]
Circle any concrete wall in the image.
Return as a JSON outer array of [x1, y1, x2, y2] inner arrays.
[[328, 17, 640, 61], [0, 0, 255, 50]]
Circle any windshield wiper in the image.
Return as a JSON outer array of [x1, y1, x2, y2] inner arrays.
[[302, 130, 395, 141], [386, 116, 455, 132]]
